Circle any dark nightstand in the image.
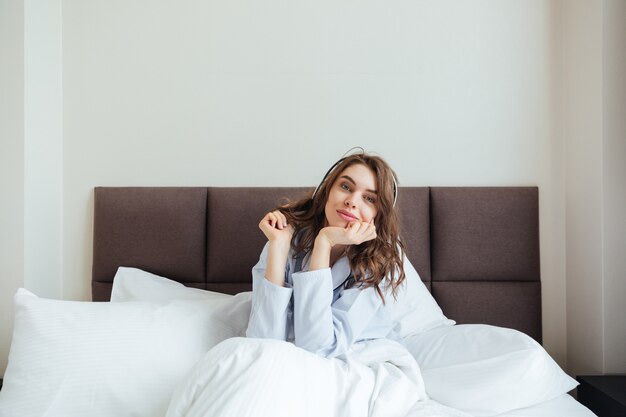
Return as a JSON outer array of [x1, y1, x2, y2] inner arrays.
[[577, 375, 626, 417]]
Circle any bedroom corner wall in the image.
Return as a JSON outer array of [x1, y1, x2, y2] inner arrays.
[[23, 0, 63, 300], [601, 0, 626, 374], [563, 0, 626, 376], [0, 0, 25, 377], [0, 0, 63, 377], [562, 0, 605, 376]]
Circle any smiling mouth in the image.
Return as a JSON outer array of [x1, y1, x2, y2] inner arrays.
[[337, 210, 358, 221]]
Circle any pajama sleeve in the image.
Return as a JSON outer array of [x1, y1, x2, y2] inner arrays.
[[245, 242, 294, 340], [291, 268, 385, 357]]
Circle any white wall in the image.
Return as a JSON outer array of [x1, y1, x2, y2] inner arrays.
[[2, 0, 624, 377], [562, 0, 605, 375], [24, 0, 63, 299], [602, 0, 626, 374], [563, 0, 626, 376], [0, 0, 25, 377], [60, 0, 566, 367]]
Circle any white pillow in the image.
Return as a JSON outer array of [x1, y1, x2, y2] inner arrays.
[[111, 267, 232, 303], [386, 257, 455, 337], [402, 324, 578, 416], [0, 289, 238, 417], [111, 267, 252, 333]]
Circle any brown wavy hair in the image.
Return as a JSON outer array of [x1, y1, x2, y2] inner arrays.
[[277, 151, 406, 302]]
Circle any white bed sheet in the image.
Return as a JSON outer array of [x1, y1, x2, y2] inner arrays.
[[496, 394, 596, 417]]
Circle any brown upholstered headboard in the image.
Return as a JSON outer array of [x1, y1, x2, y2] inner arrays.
[[92, 186, 542, 342]]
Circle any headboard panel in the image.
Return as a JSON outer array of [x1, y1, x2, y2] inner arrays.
[[205, 187, 311, 294], [92, 187, 208, 297], [429, 187, 541, 339], [92, 186, 542, 342]]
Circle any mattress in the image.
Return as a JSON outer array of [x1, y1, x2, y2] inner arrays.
[[497, 394, 596, 417]]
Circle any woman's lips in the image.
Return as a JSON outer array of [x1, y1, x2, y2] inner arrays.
[[337, 210, 358, 221]]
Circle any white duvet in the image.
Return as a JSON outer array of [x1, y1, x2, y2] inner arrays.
[[166, 337, 471, 417]]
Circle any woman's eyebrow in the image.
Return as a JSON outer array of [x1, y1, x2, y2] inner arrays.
[[339, 175, 378, 194]]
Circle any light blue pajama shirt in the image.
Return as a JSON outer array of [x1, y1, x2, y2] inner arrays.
[[246, 242, 396, 357]]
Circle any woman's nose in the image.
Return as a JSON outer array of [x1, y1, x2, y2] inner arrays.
[[345, 199, 356, 208]]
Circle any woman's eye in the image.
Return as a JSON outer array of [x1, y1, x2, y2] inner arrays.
[[365, 196, 376, 204], [340, 183, 350, 191]]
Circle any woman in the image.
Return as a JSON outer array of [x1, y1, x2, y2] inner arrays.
[[246, 149, 407, 357], [167, 151, 444, 417]]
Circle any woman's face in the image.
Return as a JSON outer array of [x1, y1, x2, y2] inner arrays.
[[324, 163, 379, 227]]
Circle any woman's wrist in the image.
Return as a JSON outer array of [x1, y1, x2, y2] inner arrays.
[[315, 229, 335, 248], [268, 238, 291, 252], [309, 234, 333, 271], [264, 240, 291, 286]]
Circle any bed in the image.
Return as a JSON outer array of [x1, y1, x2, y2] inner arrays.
[[0, 186, 596, 417]]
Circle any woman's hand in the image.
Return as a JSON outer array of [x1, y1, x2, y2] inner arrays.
[[318, 220, 377, 247], [259, 211, 293, 286], [259, 210, 294, 245], [308, 220, 376, 271]]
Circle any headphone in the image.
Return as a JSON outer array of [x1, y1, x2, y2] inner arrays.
[[311, 152, 399, 208]]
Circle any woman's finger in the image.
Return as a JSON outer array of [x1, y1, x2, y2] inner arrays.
[[270, 210, 283, 229], [356, 221, 369, 234], [260, 213, 271, 227], [356, 223, 376, 243], [275, 211, 287, 229], [348, 221, 360, 235], [268, 212, 278, 227]]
